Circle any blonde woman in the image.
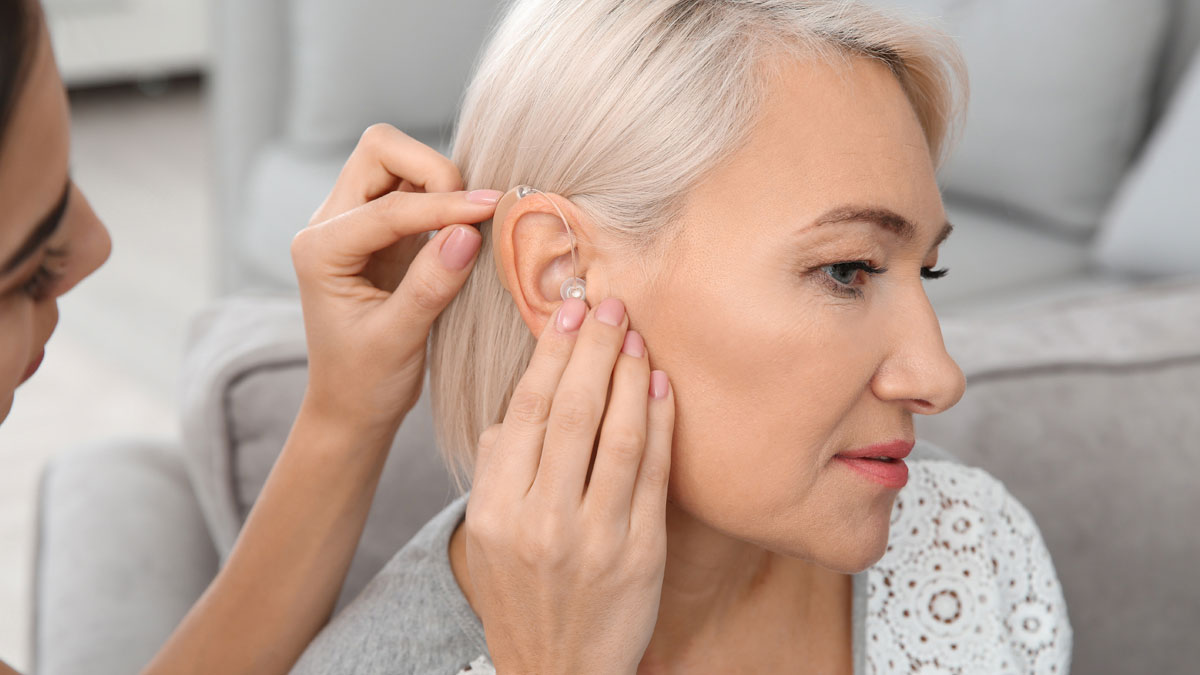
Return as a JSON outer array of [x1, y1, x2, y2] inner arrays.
[[293, 1, 1072, 673]]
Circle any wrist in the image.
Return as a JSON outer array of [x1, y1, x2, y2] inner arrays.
[[294, 390, 406, 453]]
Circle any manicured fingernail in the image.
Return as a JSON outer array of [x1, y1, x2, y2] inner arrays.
[[595, 297, 625, 326], [621, 330, 644, 358], [650, 370, 669, 399], [439, 226, 481, 270], [466, 189, 503, 205], [557, 297, 587, 332]]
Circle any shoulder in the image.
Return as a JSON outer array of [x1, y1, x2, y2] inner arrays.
[[864, 459, 1073, 674], [292, 493, 490, 675]]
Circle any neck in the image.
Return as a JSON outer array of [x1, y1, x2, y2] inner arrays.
[[636, 500, 851, 671]]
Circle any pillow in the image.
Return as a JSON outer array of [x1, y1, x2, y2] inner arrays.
[[1092, 50, 1200, 276], [286, 0, 502, 149], [872, 0, 1171, 237]]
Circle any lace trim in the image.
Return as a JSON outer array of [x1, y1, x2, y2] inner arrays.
[[456, 461, 1072, 674], [865, 460, 1071, 674]]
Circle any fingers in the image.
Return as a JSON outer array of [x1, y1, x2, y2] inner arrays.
[[631, 370, 674, 526], [582, 330, 651, 521], [533, 298, 630, 505], [311, 124, 465, 223], [291, 190, 499, 280], [482, 298, 589, 494], [377, 223, 483, 336], [472, 423, 504, 487], [475, 295, 673, 527]]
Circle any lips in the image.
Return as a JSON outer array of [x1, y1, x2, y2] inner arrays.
[[834, 439, 914, 489], [836, 439, 914, 461]]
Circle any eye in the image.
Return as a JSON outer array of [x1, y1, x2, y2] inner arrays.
[[21, 248, 68, 301], [817, 261, 951, 299], [823, 261, 880, 285], [819, 261, 885, 298]]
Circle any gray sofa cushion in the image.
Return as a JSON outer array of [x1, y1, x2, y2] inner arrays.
[[915, 278, 1200, 675], [1094, 51, 1200, 277], [285, 0, 502, 150], [875, 0, 1171, 236], [180, 295, 456, 609], [34, 441, 217, 675], [925, 196, 1093, 313]]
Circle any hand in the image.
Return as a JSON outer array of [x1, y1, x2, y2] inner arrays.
[[464, 296, 676, 675], [290, 124, 502, 436]]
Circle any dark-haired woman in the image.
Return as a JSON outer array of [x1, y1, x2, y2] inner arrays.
[[0, 1, 503, 672]]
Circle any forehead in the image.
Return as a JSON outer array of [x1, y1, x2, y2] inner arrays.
[[0, 23, 71, 262], [686, 53, 944, 242]]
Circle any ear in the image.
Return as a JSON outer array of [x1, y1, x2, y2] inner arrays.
[[493, 190, 591, 335]]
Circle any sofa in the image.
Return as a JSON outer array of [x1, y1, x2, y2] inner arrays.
[[32, 0, 1200, 673]]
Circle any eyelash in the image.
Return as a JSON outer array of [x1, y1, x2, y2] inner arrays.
[[818, 261, 949, 299], [22, 248, 68, 301]]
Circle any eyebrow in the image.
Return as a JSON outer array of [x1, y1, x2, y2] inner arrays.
[[1, 179, 71, 276], [813, 205, 953, 251]]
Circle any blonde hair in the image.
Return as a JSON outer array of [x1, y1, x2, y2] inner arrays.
[[430, 0, 968, 489]]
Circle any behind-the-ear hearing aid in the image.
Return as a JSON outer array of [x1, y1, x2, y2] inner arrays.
[[496, 185, 587, 303]]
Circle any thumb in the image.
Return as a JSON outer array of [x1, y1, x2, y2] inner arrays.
[[385, 224, 482, 331]]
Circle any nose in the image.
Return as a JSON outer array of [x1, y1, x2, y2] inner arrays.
[[870, 286, 966, 415], [54, 184, 112, 298]]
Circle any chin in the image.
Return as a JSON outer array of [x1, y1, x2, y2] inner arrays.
[[805, 503, 895, 575]]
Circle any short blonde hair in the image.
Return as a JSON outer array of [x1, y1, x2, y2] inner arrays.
[[430, 0, 968, 489]]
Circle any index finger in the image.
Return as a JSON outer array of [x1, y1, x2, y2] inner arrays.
[[473, 298, 589, 495], [293, 190, 500, 278], [311, 124, 464, 224]]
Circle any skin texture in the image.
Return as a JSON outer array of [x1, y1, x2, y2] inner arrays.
[[450, 53, 966, 673], [0, 20, 111, 424]]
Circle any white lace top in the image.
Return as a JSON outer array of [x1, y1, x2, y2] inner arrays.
[[457, 460, 1072, 674]]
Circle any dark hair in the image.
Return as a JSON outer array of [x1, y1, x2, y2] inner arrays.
[[1, 0, 40, 154]]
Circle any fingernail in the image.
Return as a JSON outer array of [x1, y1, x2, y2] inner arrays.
[[557, 297, 587, 332], [594, 297, 625, 327], [439, 226, 481, 270], [650, 370, 670, 399], [621, 330, 644, 358], [466, 189, 503, 205]]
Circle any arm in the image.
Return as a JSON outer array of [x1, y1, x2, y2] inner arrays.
[[141, 402, 394, 675], [142, 126, 501, 675]]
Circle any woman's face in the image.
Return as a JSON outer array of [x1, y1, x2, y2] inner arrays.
[[0, 18, 111, 423], [605, 55, 965, 573]]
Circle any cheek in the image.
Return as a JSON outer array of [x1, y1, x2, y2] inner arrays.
[[0, 300, 36, 415], [638, 267, 878, 510]]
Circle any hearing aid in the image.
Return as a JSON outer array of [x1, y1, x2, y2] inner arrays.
[[492, 185, 587, 303]]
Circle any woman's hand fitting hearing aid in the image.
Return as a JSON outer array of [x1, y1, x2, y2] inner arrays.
[[464, 296, 676, 675], [290, 123, 501, 437]]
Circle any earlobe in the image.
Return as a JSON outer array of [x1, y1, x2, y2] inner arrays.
[[492, 189, 589, 335]]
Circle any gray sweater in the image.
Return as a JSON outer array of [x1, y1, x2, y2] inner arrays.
[[290, 490, 875, 675]]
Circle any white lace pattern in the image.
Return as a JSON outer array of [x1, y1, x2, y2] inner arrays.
[[866, 460, 1072, 674]]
